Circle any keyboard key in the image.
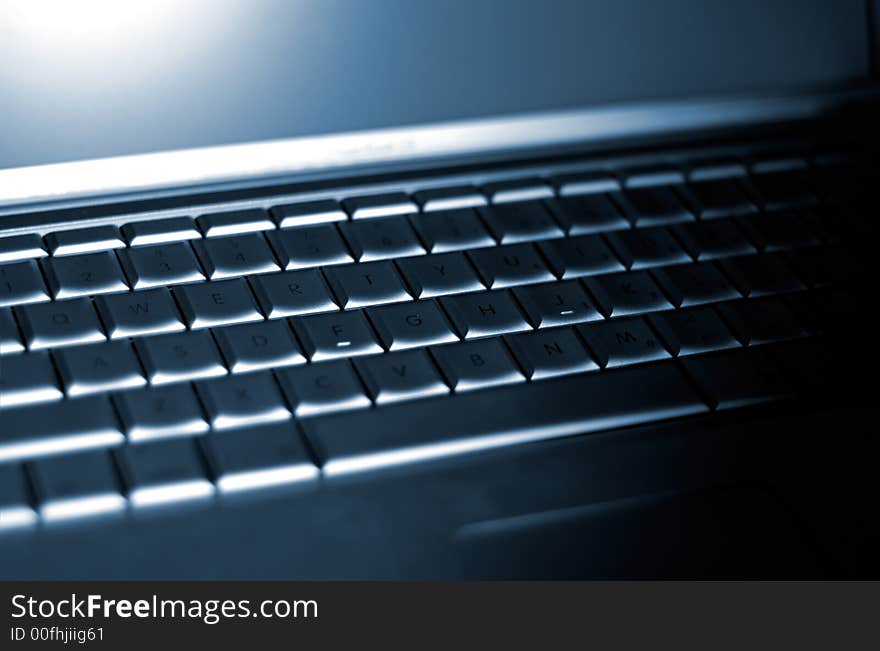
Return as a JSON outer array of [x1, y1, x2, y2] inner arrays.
[[583, 270, 672, 317], [483, 178, 554, 204], [0, 396, 124, 463], [134, 330, 227, 385], [682, 179, 756, 219], [606, 227, 691, 269], [42, 251, 128, 299], [613, 187, 694, 227], [339, 217, 425, 261], [468, 243, 555, 288], [0, 234, 47, 264], [414, 185, 486, 211], [736, 211, 820, 251], [270, 199, 347, 229], [0, 351, 63, 407], [323, 261, 411, 309], [545, 195, 630, 234], [250, 269, 338, 318], [293, 310, 382, 361], [206, 422, 318, 493], [95, 287, 185, 338], [175, 278, 263, 329], [719, 253, 804, 296], [16, 298, 105, 349], [367, 300, 458, 350], [411, 208, 494, 253], [214, 319, 306, 372], [651, 262, 740, 307], [197, 208, 274, 237], [431, 338, 524, 392], [0, 260, 50, 307], [193, 233, 279, 279], [440, 290, 531, 339], [716, 298, 806, 346], [0, 307, 24, 354], [267, 225, 354, 269], [118, 438, 214, 507], [648, 307, 740, 356], [197, 372, 290, 430], [577, 317, 670, 368], [747, 171, 816, 210], [682, 348, 793, 410], [121, 217, 201, 246], [30, 450, 126, 521], [554, 171, 620, 196], [688, 160, 747, 181], [277, 360, 371, 417], [114, 384, 209, 442], [45, 225, 125, 256], [355, 349, 449, 404], [506, 327, 598, 379], [118, 242, 205, 289], [55, 341, 146, 397], [343, 192, 417, 220], [0, 464, 37, 530], [396, 252, 484, 298], [538, 235, 624, 278], [623, 166, 685, 188], [513, 280, 602, 328], [671, 219, 756, 260], [478, 201, 564, 244]]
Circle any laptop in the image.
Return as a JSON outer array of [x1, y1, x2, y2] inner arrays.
[[0, 0, 877, 579]]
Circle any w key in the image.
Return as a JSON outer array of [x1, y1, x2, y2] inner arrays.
[[95, 288, 185, 338]]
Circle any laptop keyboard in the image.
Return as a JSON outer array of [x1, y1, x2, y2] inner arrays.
[[0, 148, 872, 527]]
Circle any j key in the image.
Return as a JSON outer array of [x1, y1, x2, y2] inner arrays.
[[651, 262, 740, 307], [267, 225, 354, 269], [249, 269, 338, 318], [0, 307, 24, 354], [671, 219, 756, 260], [506, 327, 598, 379], [55, 341, 146, 396], [747, 171, 816, 210], [648, 307, 740, 356], [468, 243, 555, 288], [118, 438, 214, 507], [355, 349, 449, 404], [716, 298, 806, 346], [719, 253, 804, 296], [0, 351, 63, 406], [197, 208, 274, 237], [193, 233, 279, 279], [0, 260, 50, 307], [16, 298, 106, 349], [736, 211, 820, 251], [214, 319, 306, 372], [0, 464, 37, 530], [431, 338, 524, 392], [134, 330, 227, 385], [30, 450, 126, 521], [682, 348, 793, 410], [293, 310, 382, 361], [118, 242, 205, 289], [577, 317, 670, 368], [396, 252, 484, 298], [414, 185, 486, 211], [270, 199, 346, 229], [538, 235, 625, 279], [410, 208, 495, 253], [682, 179, 756, 219], [606, 227, 691, 269], [0, 234, 47, 264], [114, 384, 209, 442], [42, 251, 128, 299], [440, 290, 531, 339], [513, 280, 602, 328], [478, 201, 564, 243], [483, 178, 554, 204], [45, 225, 125, 256], [175, 278, 263, 329], [613, 187, 694, 227], [276, 360, 371, 417], [122, 217, 201, 246], [367, 300, 458, 350], [207, 422, 318, 493], [339, 217, 425, 261], [544, 195, 630, 235], [323, 261, 411, 309], [343, 192, 417, 220], [197, 372, 290, 430], [95, 288, 185, 338], [584, 270, 672, 317]]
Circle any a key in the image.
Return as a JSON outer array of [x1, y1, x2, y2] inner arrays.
[[396, 252, 484, 298], [0, 260, 50, 308], [716, 298, 806, 346], [118, 242, 205, 289], [45, 226, 125, 256], [175, 278, 264, 329], [292, 310, 382, 361], [367, 299, 458, 350], [197, 372, 290, 430], [339, 216, 425, 261], [276, 360, 371, 417], [613, 187, 694, 227], [648, 307, 740, 356], [214, 319, 306, 372], [114, 384, 209, 442], [42, 251, 128, 299], [249, 269, 338, 318], [468, 243, 555, 288], [355, 349, 449, 404], [431, 338, 524, 392], [0, 464, 37, 530], [577, 317, 670, 368], [682, 347, 793, 410], [513, 280, 602, 328], [30, 449, 126, 521], [16, 298, 106, 349], [323, 261, 411, 309], [55, 341, 146, 397], [0, 307, 24, 354], [118, 438, 214, 507], [506, 326, 598, 379], [483, 178, 554, 204], [134, 330, 227, 385], [606, 227, 691, 269], [478, 201, 564, 244], [410, 208, 495, 253], [736, 211, 820, 251], [206, 422, 318, 493], [747, 171, 816, 210], [538, 235, 625, 279], [95, 287, 185, 338], [583, 270, 672, 317], [343, 192, 417, 220], [0, 351, 63, 407], [197, 208, 274, 237], [121, 217, 201, 246], [192, 233, 279, 279], [671, 219, 756, 260], [553, 171, 620, 196], [270, 199, 347, 229], [544, 195, 630, 234], [683, 179, 756, 219], [719, 253, 804, 296], [267, 225, 354, 269], [651, 262, 740, 307], [0, 234, 47, 264], [440, 290, 531, 339], [414, 185, 486, 212]]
